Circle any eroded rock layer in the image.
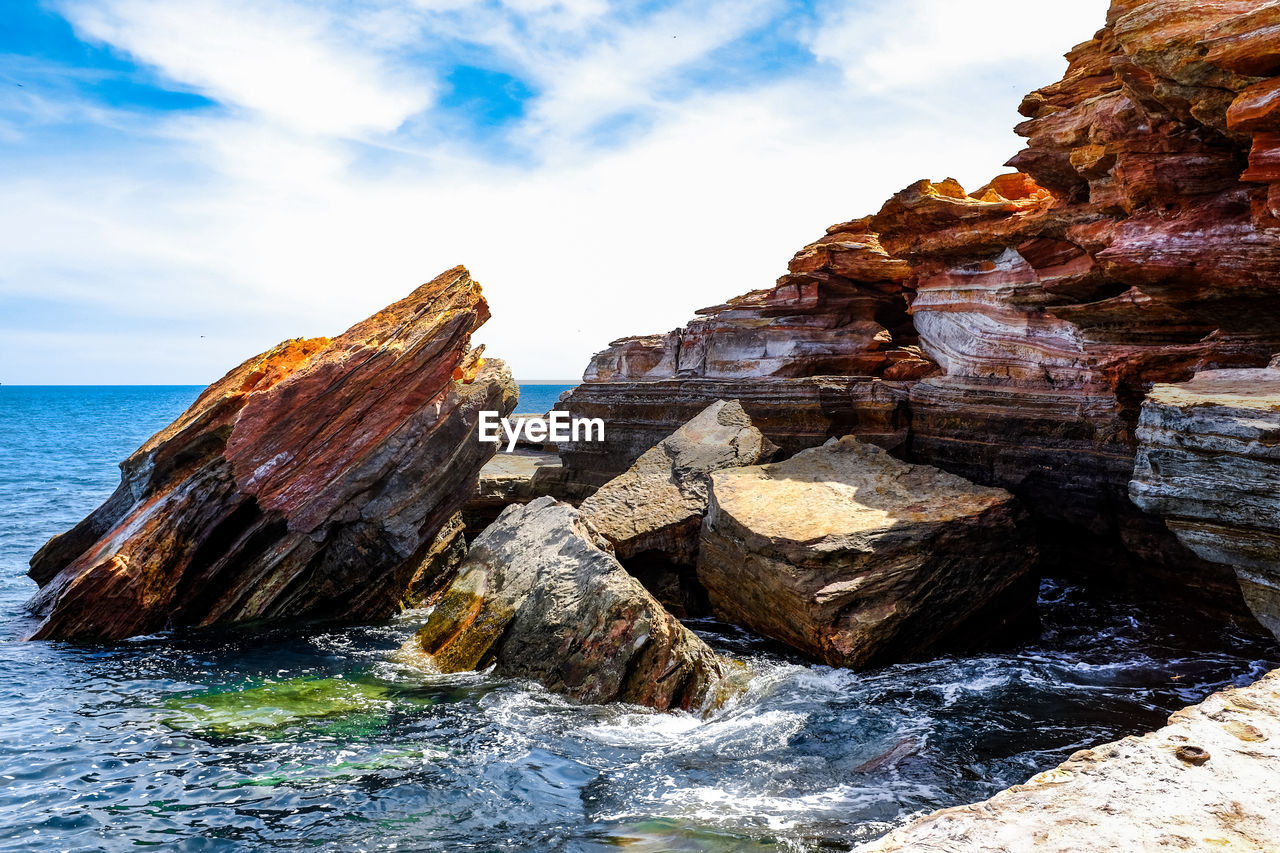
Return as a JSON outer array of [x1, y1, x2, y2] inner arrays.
[[855, 668, 1280, 852], [1131, 363, 1280, 640], [560, 377, 911, 480], [561, 0, 1280, 612], [26, 267, 517, 641]]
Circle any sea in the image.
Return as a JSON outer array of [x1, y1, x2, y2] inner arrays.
[[0, 385, 1276, 852]]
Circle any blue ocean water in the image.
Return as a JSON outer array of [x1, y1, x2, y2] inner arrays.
[[512, 384, 575, 415], [0, 386, 1276, 851]]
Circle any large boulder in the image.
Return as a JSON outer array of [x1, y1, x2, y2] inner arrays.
[[578, 399, 776, 563], [408, 497, 731, 711], [26, 266, 516, 641], [696, 437, 1036, 668], [855, 669, 1280, 852], [1130, 363, 1280, 640]]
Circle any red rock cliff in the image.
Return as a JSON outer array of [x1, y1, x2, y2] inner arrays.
[[561, 0, 1280, 612]]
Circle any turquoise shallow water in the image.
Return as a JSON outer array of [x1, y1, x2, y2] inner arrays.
[[0, 385, 1277, 852]]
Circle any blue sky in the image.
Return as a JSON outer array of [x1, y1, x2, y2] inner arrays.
[[0, 0, 1109, 383]]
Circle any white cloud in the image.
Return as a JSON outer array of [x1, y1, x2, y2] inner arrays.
[[809, 0, 1109, 93], [3, 0, 1111, 383], [57, 0, 432, 135]]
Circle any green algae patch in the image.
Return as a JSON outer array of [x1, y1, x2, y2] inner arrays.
[[159, 674, 431, 738]]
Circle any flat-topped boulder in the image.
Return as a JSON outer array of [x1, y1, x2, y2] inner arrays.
[[26, 266, 516, 641], [579, 400, 776, 564], [1131, 363, 1280, 640], [696, 437, 1036, 668], [407, 497, 732, 711], [855, 668, 1280, 852]]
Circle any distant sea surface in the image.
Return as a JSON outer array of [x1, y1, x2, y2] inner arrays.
[[512, 383, 575, 415], [0, 385, 1276, 851]]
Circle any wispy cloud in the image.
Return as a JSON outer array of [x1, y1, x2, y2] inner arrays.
[[1, 0, 1110, 383], [56, 0, 434, 135]]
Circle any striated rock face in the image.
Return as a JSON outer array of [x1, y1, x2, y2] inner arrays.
[[559, 376, 910, 482], [408, 497, 730, 711], [558, 229, 925, 478], [855, 668, 1280, 852], [696, 437, 1036, 668], [560, 0, 1280, 615], [1130, 363, 1280, 640], [579, 400, 775, 564], [26, 267, 517, 641]]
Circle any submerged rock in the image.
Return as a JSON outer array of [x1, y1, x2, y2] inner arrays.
[[579, 400, 776, 564], [160, 674, 419, 739], [855, 669, 1280, 852], [696, 437, 1036, 668], [407, 497, 731, 711], [26, 266, 516, 641], [1130, 364, 1280, 640]]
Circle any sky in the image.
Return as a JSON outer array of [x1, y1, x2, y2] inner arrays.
[[0, 0, 1110, 384]]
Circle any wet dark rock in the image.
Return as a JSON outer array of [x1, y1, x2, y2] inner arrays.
[[407, 497, 733, 711]]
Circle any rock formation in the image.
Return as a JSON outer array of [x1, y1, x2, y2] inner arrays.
[[696, 437, 1036, 668], [406, 497, 731, 711], [558, 0, 1280, 618], [463, 449, 596, 538], [1131, 363, 1280, 640], [26, 266, 516, 641], [578, 400, 775, 564], [556, 231, 922, 478], [855, 668, 1280, 852]]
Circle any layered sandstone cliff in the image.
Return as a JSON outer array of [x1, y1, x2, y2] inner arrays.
[[560, 0, 1280, 612], [1131, 362, 1280, 640], [26, 267, 516, 641]]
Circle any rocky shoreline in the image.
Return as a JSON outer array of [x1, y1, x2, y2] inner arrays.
[[20, 0, 1280, 845], [854, 670, 1280, 852]]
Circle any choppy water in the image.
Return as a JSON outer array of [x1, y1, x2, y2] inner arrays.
[[1, 385, 1276, 852]]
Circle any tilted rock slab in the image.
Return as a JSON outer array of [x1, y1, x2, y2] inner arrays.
[[1130, 363, 1280, 640], [855, 669, 1280, 852], [410, 497, 730, 711], [26, 266, 516, 641], [697, 437, 1036, 668], [578, 400, 776, 564]]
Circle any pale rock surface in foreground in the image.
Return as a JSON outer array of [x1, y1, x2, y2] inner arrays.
[[407, 497, 730, 711], [697, 437, 1035, 668], [856, 669, 1280, 852], [579, 399, 776, 563], [1130, 363, 1280, 641]]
